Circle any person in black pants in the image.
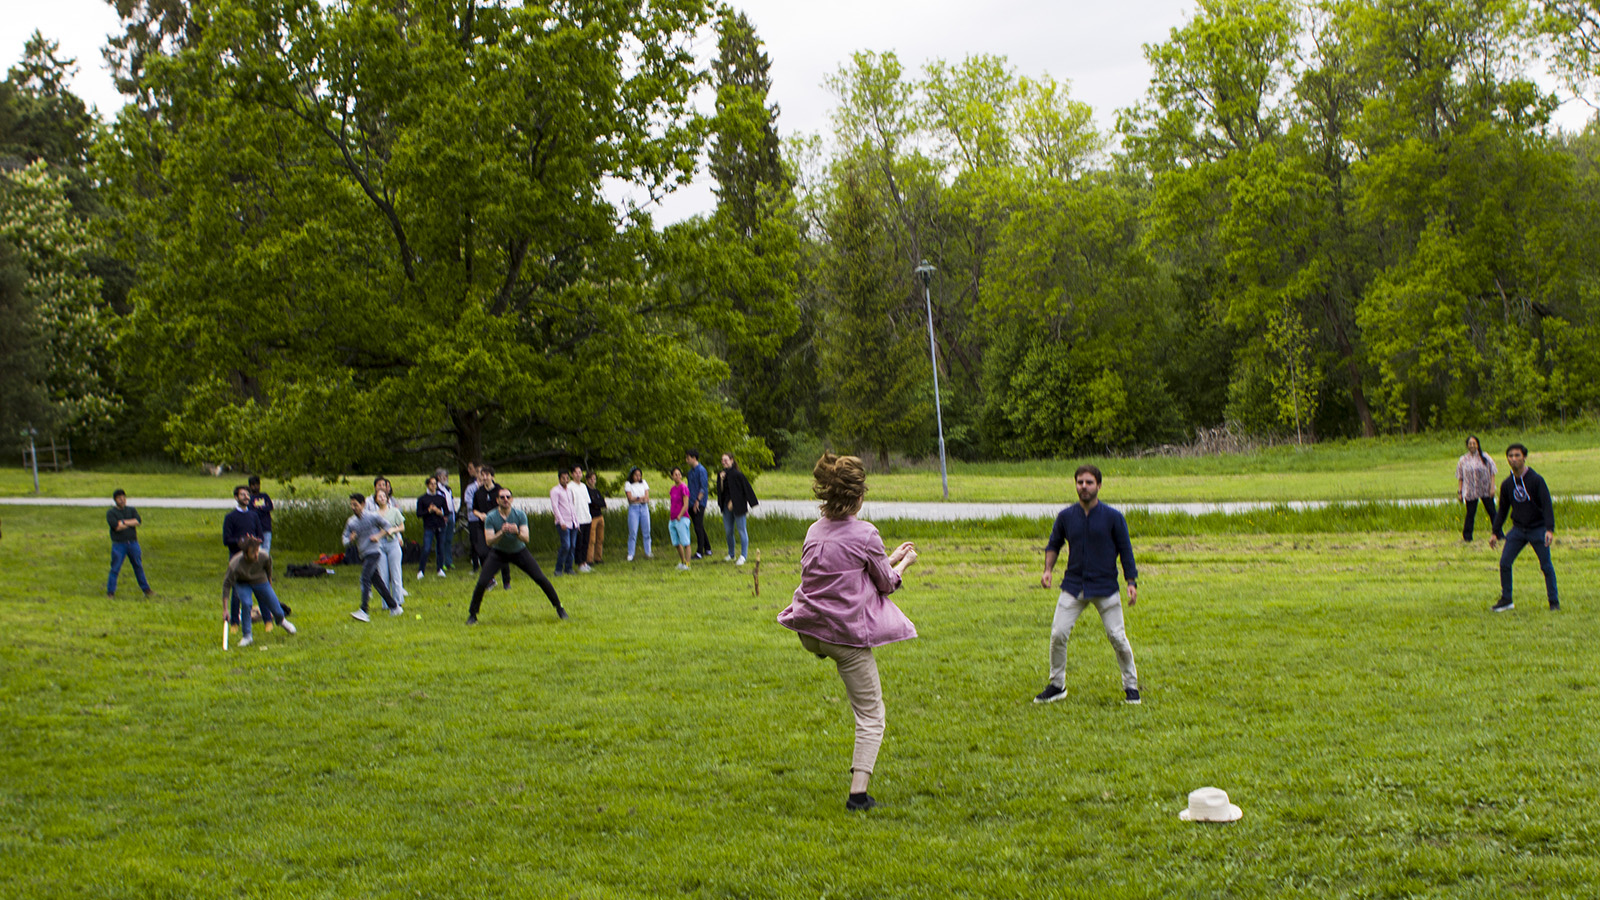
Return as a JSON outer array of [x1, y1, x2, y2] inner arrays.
[[469, 465, 510, 589], [469, 487, 567, 625], [1489, 443, 1559, 612], [685, 449, 712, 559]]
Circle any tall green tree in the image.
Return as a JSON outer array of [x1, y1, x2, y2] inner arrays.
[[106, 0, 765, 478]]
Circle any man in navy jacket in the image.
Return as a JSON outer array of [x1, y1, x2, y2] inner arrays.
[[1489, 443, 1559, 612], [1033, 464, 1142, 706], [222, 485, 262, 628]]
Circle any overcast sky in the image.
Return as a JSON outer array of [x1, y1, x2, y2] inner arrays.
[[4, 0, 1594, 222]]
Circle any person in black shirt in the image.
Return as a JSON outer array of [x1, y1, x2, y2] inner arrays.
[[1489, 443, 1559, 612], [470, 465, 510, 589], [584, 471, 607, 564], [248, 475, 275, 553], [222, 485, 262, 629], [417, 475, 450, 579], [106, 489, 153, 598]]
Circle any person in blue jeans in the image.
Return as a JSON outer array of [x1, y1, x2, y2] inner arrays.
[[623, 466, 653, 561], [106, 489, 153, 598], [716, 452, 758, 565], [1489, 443, 1560, 612], [223, 536, 295, 647], [416, 475, 451, 579]]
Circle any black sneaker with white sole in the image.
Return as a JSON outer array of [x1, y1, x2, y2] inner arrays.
[[1124, 688, 1142, 705], [845, 793, 876, 812], [1033, 684, 1067, 704], [1492, 598, 1515, 612]]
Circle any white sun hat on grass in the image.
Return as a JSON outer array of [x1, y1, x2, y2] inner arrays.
[[1179, 787, 1242, 823]]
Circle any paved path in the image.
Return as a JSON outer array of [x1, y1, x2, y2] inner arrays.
[[6, 495, 1598, 519]]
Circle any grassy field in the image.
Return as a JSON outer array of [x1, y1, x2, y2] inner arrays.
[[7, 424, 1600, 503], [4, 506, 1598, 897]]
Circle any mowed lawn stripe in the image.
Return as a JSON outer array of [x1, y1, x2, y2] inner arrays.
[[3, 508, 1598, 897]]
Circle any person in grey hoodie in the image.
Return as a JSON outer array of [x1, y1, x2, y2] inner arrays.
[[342, 493, 400, 621]]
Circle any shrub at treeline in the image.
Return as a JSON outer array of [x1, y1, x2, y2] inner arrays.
[[5, 0, 1600, 477]]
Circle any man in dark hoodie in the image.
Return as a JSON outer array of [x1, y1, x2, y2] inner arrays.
[[1489, 443, 1559, 612], [222, 485, 262, 629]]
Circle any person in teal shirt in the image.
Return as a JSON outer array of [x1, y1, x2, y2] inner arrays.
[[469, 487, 567, 625]]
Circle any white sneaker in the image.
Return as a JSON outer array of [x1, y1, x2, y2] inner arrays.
[[280, 620, 297, 635], [627, 555, 635, 562], [437, 569, 446, 578], [579, 564, 592, 573], [645, 553, 653, 560], [416, 571, 424, 581], [724, 555, 735, 562], [736, 555, 746, 566], [237, 635, 254, 647], [351, 609, 370, 622], [677, 563, 689, 571], [391, 605, 404, 616]]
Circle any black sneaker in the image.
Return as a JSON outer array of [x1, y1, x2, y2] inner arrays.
[[465, 615, 478, 626], [1033, 684, 1067, 704], [1124, 688, 1142, 705], [557, 607, 570, 621], [1492, 599, 1515, 613], [845, 793, 876, 812], [1550, 601, 1561, 612]]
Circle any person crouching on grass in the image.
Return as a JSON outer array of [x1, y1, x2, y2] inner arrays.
[[343, 493, 400, 621], [777, 453, 919, 812], [223, 535, 294, 647], [468, 487, 568, 625], [1033, 464, 1142, 706]]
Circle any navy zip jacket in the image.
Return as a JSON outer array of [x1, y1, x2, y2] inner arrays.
[[1492, 467, 1555, 539], [1046, 502, 1138, 597]]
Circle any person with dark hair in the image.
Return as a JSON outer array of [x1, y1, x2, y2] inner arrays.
[[373, 487, 408, 606], [624, 466, 653, 561], [247, 475, 274, 553], [1456, 435, 1497, 542], [585, 472, 608, 565], [1033, 464, 1142, 706], [342, 493, 400, 621], [668, 467, 692, 570], [716, 452, 759, 565], [222, 485, 262, 630], [106, 489, 152, 599], [417, 476, 450, 579], [685, 449, 712, 559], [470, 465, 510, 589], [550, 470, 578, 576], [569, 465, 593, 573], [469, 487, 568, 625], [433, 467, 457, 572], [1490, 444, 1559, 612], [778, 453, 919, 812], [223, 535, 294, 647], [461, 461, 482, 571]]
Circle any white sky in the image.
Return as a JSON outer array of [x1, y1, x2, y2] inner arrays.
[[4, 0, 1595, 222]]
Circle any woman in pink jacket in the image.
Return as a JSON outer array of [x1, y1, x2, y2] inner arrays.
[[777, 453, 919, 812]]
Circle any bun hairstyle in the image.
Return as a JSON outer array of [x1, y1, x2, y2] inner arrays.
[[812, 453, 867, 520]]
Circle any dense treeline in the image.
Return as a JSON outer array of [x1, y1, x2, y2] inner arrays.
[[3, 0, 1598, 475]]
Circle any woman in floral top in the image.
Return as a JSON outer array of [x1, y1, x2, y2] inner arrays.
[[1456, 435, 1498, 542]]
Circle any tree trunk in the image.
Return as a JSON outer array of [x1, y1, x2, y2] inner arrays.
[[452, 408, 484, 488], [877, 446, 890, 472], [1407, 384, 1420, 434]]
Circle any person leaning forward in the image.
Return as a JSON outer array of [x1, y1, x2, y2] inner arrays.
[[468, 487, 567, 625], [1033, 464, 1142, 706]]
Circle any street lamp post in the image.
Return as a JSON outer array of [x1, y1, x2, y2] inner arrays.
[[914, 261, 949, 501]]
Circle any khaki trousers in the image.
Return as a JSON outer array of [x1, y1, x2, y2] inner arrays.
[[587, 517, 605, 563], [799, 634, 885, 775]]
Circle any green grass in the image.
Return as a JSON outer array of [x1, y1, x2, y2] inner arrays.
[[8, 423, 1600, 503], [4, 506, 1599, 897]]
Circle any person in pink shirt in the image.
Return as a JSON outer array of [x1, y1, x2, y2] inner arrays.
[[668, 467, 693, 570], [549, 471, 578, 575], [777, 453, 919, 812]]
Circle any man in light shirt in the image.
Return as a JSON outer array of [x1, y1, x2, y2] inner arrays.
[[569, 464, 593, 573], [550, 470, 578, 575]]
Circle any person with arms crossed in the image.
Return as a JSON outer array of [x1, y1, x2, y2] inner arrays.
[[685, 449, 712, 559], [469, 487, 568, 625], [716, 452, 759, 565], [106, 489, 153, 599], [223, 535, 295, 647], [434, 467, 457, 571], [584, 472, 607, 565], [569, 465, 593, 573], [470, 465, 511, 589], [417, 476, 450, 579], [461, 462, 482, 572], [1033, 464, 1142, 706], [342, 493, 401, 621], [1490, 443, 1559, 612], [777, 453, 919, 812]]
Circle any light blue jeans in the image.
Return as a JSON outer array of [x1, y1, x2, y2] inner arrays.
[[627, 504, 652, 559], [233, 581, 285, 639], [724, 512, 748, 559], [378, 539, 405, 603]]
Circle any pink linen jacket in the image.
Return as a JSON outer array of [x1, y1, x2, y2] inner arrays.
[[778, 516, 917, 648], [549, 483, 577, 529]]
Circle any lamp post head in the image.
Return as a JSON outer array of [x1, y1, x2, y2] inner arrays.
[[914, 260, 936, 287]]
